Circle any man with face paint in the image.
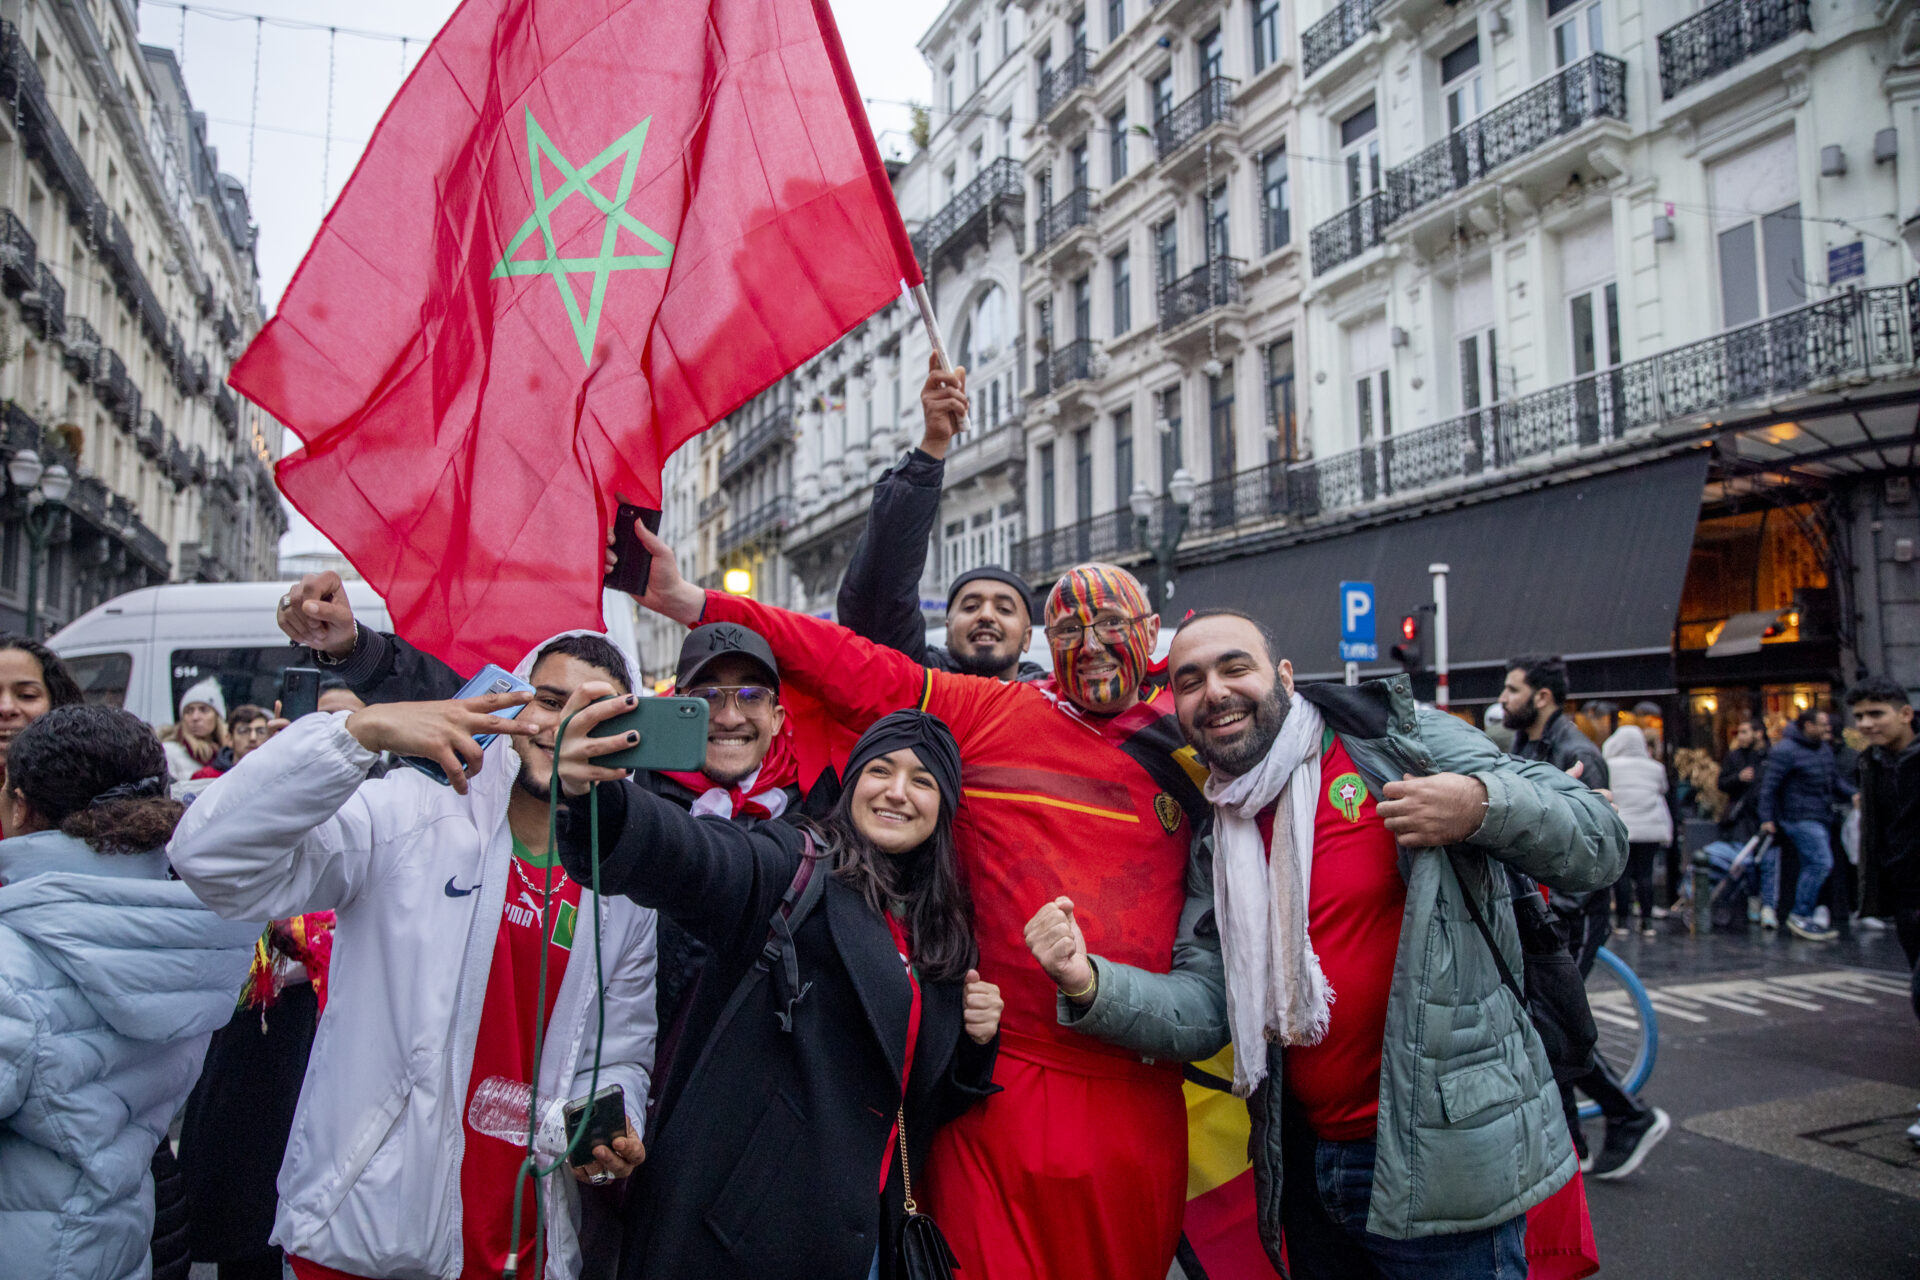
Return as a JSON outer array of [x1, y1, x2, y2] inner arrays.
[[625, 527, 1206, 1280]]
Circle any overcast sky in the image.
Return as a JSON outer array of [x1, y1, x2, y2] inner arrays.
[[133, 0, 944, 557]]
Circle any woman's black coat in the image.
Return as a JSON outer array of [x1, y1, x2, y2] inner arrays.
[[557, 781, 998, 1280]]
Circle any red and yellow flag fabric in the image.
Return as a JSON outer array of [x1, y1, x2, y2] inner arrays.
[[233, 0, 920, 671]]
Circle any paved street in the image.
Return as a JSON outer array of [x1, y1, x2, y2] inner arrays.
[[1580, 924, 1920, 1278]]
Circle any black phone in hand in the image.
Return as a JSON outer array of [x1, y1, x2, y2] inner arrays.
[[280, 666, 321, 721], [605, 503, 663, 596], [563, 1083, 627, 1169]]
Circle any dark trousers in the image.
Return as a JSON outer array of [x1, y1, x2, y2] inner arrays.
[[1896, 908, 1920, 1023], [1614, 843, 1659, 927]]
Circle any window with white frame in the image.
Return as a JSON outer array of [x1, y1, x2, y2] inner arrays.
[[1253, 0, 1281, 73], [1261, 148, 1290, 253], [1348, 315, 1391, 443], [1112, 249, 1132, 335], [944, 58, 957, 113], [1440, 35, 1483, 130], [1453, 267, 1500, 412], [1108, 107, 1129, 181], [1561, 216, 1619, 374], [1709, 132, 1805, 328], [1547, 0, 1602, 65], [968, 137, 984, 178], [1340, 103, 1381, 204], [1151, 71, 1175, 123], [969, 30, 982, 90], [1107, 0, 1125, 42]]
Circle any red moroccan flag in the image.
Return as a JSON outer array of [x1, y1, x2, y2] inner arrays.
[[233, 0, 921, 671]]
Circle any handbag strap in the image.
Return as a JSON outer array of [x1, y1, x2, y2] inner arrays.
[[1449, 853, 1525, 1008], [896, 1104, 917, 1215]]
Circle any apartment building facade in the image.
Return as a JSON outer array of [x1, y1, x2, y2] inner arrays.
[[0, 1, 280, 638], [1011, 0, 1304, 592]]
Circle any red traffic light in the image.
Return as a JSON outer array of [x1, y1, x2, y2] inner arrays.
[[1401, 614, 1418, 641]]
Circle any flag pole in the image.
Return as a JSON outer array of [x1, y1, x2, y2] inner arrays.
[[910, 281, 972, 433]]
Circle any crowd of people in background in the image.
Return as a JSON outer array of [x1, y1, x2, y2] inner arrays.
[[0, 361, 1915, 1280]]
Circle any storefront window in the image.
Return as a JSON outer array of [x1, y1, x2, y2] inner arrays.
[[1676, 505, 1829, 650]]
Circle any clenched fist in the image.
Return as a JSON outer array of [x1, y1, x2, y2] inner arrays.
[[1024, 896, 1095, 1005], [962, 970, 1003, 1045]]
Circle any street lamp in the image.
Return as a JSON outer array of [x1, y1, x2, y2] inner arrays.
[[7, 450, 72, 638], [1130, 467, 1195, 612]]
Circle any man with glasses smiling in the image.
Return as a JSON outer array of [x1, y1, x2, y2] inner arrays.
[[189, 705, 275, 780]]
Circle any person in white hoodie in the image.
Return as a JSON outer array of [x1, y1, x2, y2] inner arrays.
[[170, 631, 658, 1280], [1602, 723, 1673, 938]]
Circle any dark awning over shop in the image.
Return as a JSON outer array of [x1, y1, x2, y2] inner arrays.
[[1174, 451, 1710, 699]]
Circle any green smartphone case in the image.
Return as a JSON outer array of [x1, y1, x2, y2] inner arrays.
[[586, 695, 710, 772]]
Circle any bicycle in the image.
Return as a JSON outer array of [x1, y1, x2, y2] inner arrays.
[[1577, 945, 1658, 1118]]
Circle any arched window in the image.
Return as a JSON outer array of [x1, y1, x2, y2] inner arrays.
[[958, 285, 1007, 369]]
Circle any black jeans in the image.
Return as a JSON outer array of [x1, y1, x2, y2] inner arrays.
[[1896, 907, 1920, 1023], [1614, 843, 1659, 928]]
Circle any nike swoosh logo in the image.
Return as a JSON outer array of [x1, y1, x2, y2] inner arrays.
[[445, 876, 478, 898]]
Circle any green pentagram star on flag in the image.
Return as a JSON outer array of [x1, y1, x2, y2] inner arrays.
[[490, 108, 674, 366]]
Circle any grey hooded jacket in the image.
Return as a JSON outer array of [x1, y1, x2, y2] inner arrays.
[[1056, 677, 1626, 1253]]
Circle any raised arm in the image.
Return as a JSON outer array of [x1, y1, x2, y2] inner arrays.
[[835, 449, 943, 664], [278, 569, 465, 703]]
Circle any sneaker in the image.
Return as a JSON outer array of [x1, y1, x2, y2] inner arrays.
[[1858, 916, 1889, 931], [1651, 906, 1669, 920], [1761, 906, 1779, 930], [1591, 1107, 1671, 1180], [1908, 1115, 1920, 1150], [1787, 914, 1838, 942], [1640, 923, 1658, 939], [1812, 906, 1831, 929], [1612, 925, 1628, 937], [1748, 897, 1761, 923]]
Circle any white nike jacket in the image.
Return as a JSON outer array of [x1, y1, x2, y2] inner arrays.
[[170, 704, 657, 1280]]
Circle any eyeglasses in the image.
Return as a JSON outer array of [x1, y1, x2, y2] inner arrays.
[[235, 723, 273, 741], [1045, 616, 1146, 647], [685, 684, 777, 713]]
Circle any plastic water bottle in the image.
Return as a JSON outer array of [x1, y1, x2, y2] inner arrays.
[[467, 1076, 569, 1158]]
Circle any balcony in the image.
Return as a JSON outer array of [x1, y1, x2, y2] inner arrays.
[[191, 353, 211, 396], [118, 383, 142, 433], [127, 517, 168, 574], [1158, 258, 1244, 335], [1033, 187, 1095, 258], [1014, 282, 1920, 575], [1658, 0, 1810, 99], [917, 157, 1024, 278], [1385, 55, 1627, 228], [138, 411, 165, 459], [23, 261, 63, 339], [1034, 337, 1095, 398], [99, 349, 135, 413], [0, 208, 35, 296], [1037, 47, 1092, 121], [696, 491, 730, 522], [718, 407, 793, 484], [717, 495, 794, 555], [1310, 191, 1389, 275], [213, 386, 239, 431], [1301, 0, 1380, 80], [217, 307, 239, 347], [61, 315, 101, 382], [2, 400, 41, 453], [1153, 77, 1238, 163], [166, 441, 192, 488]]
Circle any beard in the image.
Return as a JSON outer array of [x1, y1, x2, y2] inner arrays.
[[1503, 698, 1539, 735], [514, 757, 553, 802], [1191, 685, 1291, 777], [951, 643, 1020, 679]]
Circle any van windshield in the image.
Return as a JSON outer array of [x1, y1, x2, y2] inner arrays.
[[171, 648, 307, 722], [67, 652, 133, 708]]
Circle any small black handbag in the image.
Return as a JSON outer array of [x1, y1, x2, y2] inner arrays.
[[894, 1104, 959, 1280]]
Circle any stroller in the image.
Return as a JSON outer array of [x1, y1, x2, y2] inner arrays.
[[1693, 832, 1772, 933]]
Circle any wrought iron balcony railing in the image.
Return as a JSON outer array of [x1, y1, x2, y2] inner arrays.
[[697, 491, 730, 522], [1037, 47, 1091, 118], [0, 207, 35, 296], [919, 157, 1024, 269], [1034, 187, 1094, 254], [166, 441, 192, 488], [1310, 191, 1389, 275], [62, 315, 101, 382], [213, 386, 239, 429], [24, 261, 63, 338], [1153, 77, 1238, 160], [717, 495, 794, 555], [1658, 0, 1810, 99], [719, 406, 793, 483], [1158, 258, 1244, 333], [100, 349, 134, 411], [1034, 337, 1095, 398], [1385, 55, 1627, 224], [1013, 282, 1920, 581], [1301, 0, 1380, 78], [139, 411, 165, 458], [127, 517, 168, 572], [2, 400, 41, 453]]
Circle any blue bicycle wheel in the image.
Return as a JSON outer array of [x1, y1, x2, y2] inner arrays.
[[1577, 946, 1658, 1119]]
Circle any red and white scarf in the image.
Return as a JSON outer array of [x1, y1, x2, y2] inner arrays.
[[660, 725, 800, 820]]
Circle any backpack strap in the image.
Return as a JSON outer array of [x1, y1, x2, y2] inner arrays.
[[1449, 852, 1526, 1008], [763, 833, 828, 1032]]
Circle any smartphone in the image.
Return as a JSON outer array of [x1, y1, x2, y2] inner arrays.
[[604, 503, 663, 597], [280, 666, 321, 721], [562, 1083, 626, 1169], [399, 664, 536, 785], [587, 695, 709, 772]]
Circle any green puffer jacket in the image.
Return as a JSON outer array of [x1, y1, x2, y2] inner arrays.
[[1058, 676, 1626, 1252]]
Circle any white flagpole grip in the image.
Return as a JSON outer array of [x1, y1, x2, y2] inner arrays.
[[910, 281, 972, 433]]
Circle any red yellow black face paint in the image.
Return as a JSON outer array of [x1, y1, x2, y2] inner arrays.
[[1045, 564, 1154, 711]]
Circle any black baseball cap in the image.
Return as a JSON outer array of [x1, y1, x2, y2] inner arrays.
[[677, 622, 780, 691]]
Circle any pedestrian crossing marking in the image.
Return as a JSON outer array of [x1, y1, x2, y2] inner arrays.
[[1597, 969, 1908, 1031]]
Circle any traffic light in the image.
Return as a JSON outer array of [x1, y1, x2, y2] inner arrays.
[[1390, 612, 1423, 672], [1392, 609, 1438, 702]]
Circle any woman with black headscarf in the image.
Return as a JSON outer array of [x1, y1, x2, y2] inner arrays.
[[554, 698, 1001, 1280]]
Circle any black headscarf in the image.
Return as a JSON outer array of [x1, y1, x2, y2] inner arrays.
[[843, 709, 963, 814]]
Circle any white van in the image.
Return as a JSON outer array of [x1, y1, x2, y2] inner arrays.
[[49, 581, 393, 728]]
